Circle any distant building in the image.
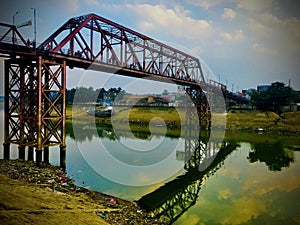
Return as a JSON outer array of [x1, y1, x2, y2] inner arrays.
[[241, 89, 255, 100], [177, 85, 186, 93], [271, 81, 285, 88], [257, 85, 270, 92], [160, 95, 175, 102], [115, 94, 148, 105]]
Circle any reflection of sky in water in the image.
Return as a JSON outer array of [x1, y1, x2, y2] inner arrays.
[[65, 136, 186, 200], [174, 143, 300, 225], [102, 136, 180, 166], [76, 135, 184, 186]]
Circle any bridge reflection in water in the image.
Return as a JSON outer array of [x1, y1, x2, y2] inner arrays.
[[67, 117, 237, 224], [136, 129, 239, 224]]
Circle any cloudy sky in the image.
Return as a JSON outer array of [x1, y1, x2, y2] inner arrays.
[[0, 0, 300, 94]]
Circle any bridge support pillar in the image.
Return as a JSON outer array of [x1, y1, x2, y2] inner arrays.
[[35, 149, 43, 166], [3, 56, 67, 166], [60, 145, 66, 170], [185, 86, 211, 130], [43, 146, 49, 163], [18, 145, 25, 160], [28, 146, 34, 161], [3, 143, 10, 160]]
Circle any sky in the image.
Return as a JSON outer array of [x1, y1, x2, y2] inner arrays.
[[0, 0, 300, 95]]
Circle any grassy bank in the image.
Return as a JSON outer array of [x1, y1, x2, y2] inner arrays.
[[68, 106, 300, 133], [226, 110, 300, 133]]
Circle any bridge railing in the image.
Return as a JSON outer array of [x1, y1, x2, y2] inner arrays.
[[0, 23, 32, 52]]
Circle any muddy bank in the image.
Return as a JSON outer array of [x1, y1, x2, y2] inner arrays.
[[0, 159, 164, 225]]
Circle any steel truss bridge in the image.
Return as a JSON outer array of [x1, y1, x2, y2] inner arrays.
[[0, 14, 247, 165]]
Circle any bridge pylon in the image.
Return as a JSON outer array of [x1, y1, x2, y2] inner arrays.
[[185, 86, 211, 130], [3, 56, 66, 168]]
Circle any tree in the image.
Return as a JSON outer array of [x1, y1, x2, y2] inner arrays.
[[66, 86, 124, 104], [249, 82, 296, 113], [162, 89, 169, 95], [116, 90, 126, 101], [96, 88, 106, 102], [66, 88, 76, 105], [71, 86, 98, 103], [248, 141, 295, 171]]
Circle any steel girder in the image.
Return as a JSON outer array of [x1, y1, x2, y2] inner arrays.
[[38, 14, 205, 86], [3, 56, 66, 154]]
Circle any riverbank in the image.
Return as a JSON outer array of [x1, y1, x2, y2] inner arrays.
[[225, 110, 300, 133], [0, 159, 164, 225], [69, 106, 300, 134]]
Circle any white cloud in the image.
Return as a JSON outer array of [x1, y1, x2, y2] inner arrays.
[[220, 29, 244, 41], [222, 8, 237, 20], [247, 18, 271, 36], [236, 0, 275, 11], [247, 13, 300, 53], [78, 1, 300, 90], [186, 0, 225, 10], [65, 0, 80, 13], [84, 3, 215, 54], [252, 43, 277, 55], [125, 4, 214, 42], [260, 13, 300, 39], [84, 0, 101, 7]]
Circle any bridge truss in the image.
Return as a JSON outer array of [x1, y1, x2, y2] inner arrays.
[[39, 14, 206, 85]]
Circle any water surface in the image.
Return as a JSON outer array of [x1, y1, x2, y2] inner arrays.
[[1, 110, 300, 224]]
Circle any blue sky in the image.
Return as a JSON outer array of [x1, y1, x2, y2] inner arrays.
[[0, 0, 300, 94]]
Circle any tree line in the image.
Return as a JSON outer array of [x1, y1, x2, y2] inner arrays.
[[65, 82, 300, 113], [67, 87, 125, 105], [249, 82, 299, 113]]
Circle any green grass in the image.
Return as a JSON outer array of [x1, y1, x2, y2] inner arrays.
[[67, 106, 300, 133], [226, 110, 279, 131], [226, 110, 300, 132]]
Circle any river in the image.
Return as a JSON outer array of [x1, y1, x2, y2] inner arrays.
[[1, 109, 300, 224]]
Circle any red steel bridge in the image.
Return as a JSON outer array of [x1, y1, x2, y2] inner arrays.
[[0, 14, 247, 165]]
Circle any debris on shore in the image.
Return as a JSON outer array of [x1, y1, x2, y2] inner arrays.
[[0, 159, 164, 225]]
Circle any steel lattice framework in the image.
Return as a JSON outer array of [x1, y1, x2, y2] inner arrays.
[[38, 14, 206, 86], [3, 56, 66, 163], [0, 23, 34, 63]]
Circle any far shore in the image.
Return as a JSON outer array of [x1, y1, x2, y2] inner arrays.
[[68, 106, 300, 134]]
